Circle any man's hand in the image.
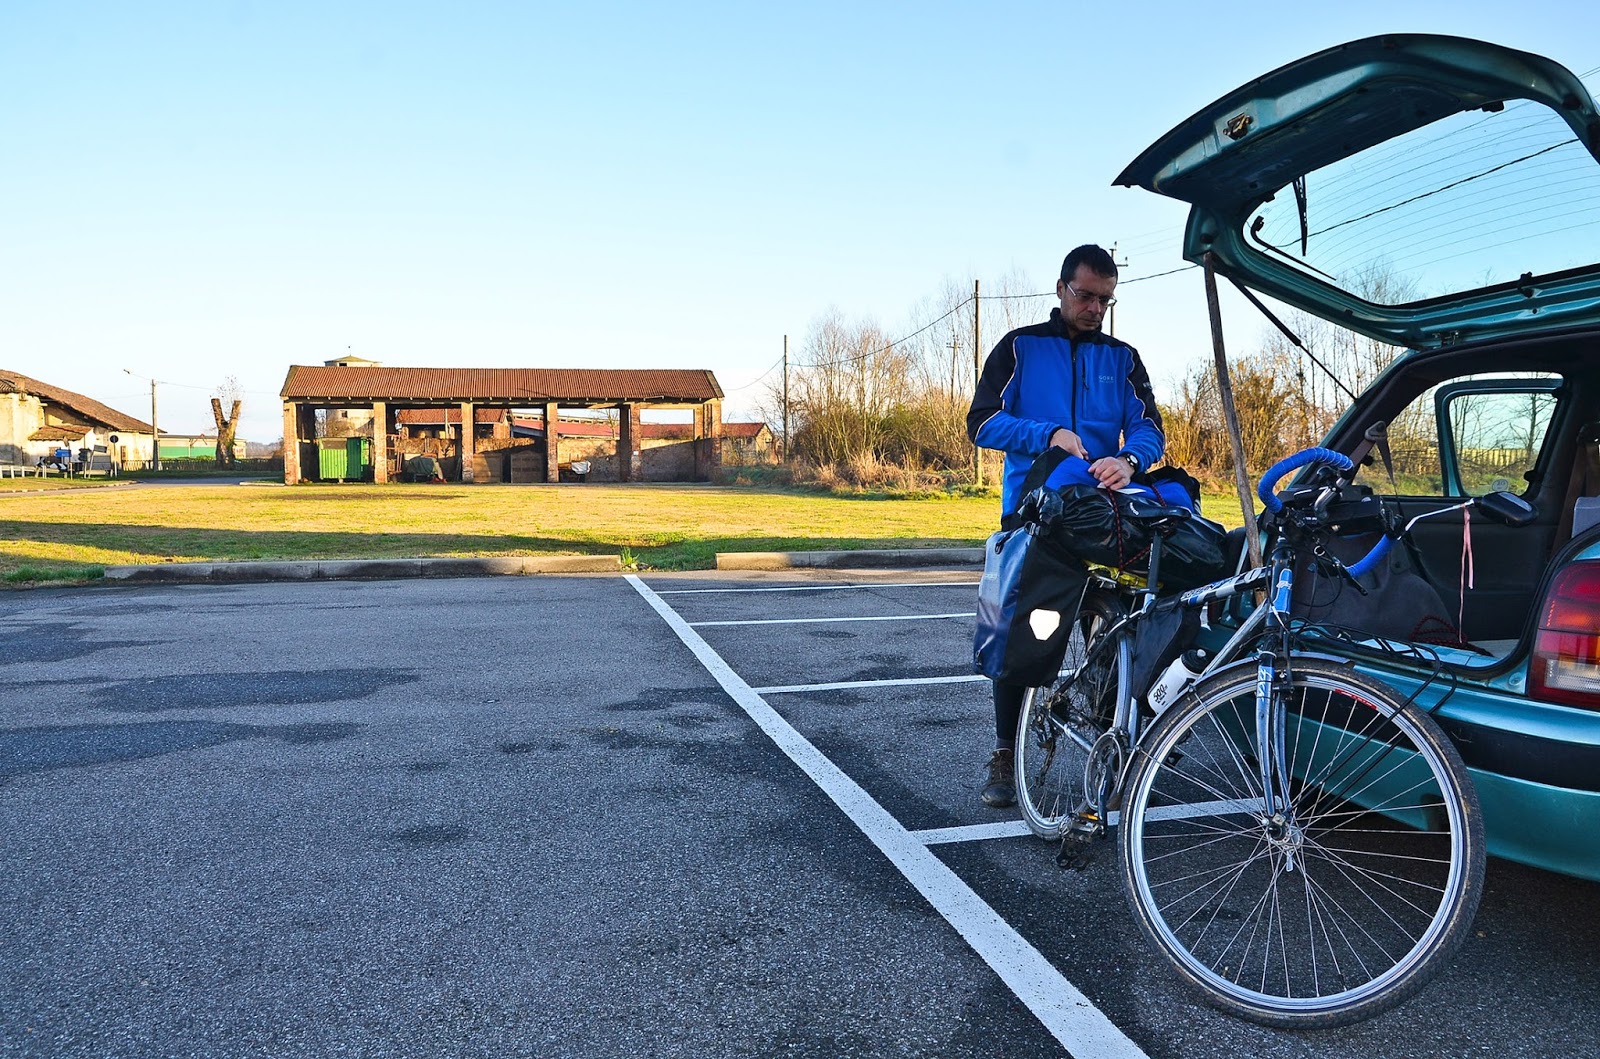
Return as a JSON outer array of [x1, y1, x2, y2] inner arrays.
[[1048, 428, 1088, 458], [1089, 454, 1135, 490]]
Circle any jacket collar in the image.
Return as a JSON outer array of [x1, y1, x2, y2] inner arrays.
[[1049, 307, 1103, 342]]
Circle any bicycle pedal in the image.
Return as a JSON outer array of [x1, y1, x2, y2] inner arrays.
[[1054, 813, 1104, 870]]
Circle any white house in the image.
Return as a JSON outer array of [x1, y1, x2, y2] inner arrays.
[[0, 370, 156, 469]]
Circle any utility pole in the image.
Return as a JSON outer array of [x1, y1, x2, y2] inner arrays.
[[1110, 243, 1129, 335], [972, 279, 981, 487], [124, 369, 161, 471], [782, 334, 789, 463]]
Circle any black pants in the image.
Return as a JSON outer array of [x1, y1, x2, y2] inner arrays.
[[993, 680, 1027, 748]]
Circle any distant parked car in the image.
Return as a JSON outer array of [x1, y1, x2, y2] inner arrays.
[[1117, 34, 1600, 882]]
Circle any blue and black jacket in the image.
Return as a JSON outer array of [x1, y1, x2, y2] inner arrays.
[[966, 308, 1165, 515]]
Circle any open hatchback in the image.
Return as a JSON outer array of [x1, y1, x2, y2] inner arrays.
[[1118, 34, 1600, 882]]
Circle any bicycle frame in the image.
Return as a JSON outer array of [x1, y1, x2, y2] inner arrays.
[[1066, 514, 1310, 833]]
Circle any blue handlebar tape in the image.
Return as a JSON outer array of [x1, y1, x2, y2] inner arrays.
[[1346, 533, 1394, 578], [1257, 447, 1356, 513]]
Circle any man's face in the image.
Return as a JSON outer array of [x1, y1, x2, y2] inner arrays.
[[1056, 265, 1117, 336]]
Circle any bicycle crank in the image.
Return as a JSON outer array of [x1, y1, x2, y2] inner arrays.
[[1082, 731, 1128, 821]]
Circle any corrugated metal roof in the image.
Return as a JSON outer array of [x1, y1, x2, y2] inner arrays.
[[281, 366, 724, 403], [0, 370, 155, 433]]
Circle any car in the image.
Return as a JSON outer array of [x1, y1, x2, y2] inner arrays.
[[1115, 34, 1600, 883]]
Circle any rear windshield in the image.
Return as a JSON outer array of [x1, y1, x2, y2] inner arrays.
[[1249, 91, 1600, 305]]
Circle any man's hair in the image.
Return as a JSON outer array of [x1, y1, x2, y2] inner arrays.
[[1060, 244, 1118, 283]]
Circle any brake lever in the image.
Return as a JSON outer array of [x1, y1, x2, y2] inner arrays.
[[1314, 542, 1369, 596]]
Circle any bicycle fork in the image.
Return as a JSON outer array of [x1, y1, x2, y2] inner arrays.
[[1255, 647, 1304, 873]]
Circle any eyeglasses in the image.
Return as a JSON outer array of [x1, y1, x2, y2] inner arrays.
[[1065, 282, 1116, 308]]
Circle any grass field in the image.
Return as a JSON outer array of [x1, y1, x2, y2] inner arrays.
[[0, 479, 1251, 584]]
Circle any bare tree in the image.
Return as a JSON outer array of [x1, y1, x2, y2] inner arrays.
[[211, 376, 243, 468]]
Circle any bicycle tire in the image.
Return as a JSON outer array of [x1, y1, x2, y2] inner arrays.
[[1117, 658, 1485, 1028], [1015, 588, 1127, 840]]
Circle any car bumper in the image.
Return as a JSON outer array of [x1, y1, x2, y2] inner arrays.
[[1371, 663, 1600, 883]]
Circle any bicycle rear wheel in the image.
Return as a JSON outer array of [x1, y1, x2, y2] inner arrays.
[[1117, 658, 1485, 1028], [1015, 588, 1126, 839]]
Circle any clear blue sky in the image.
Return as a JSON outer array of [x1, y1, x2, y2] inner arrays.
[[3, 2, 1597, 444]]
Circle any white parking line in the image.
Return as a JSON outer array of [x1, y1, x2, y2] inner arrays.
[[913, 820, 1034, 845], [627, 574, 1149, 1059], [754, 674, 988, 694], [654, 581, 979, 595], [689, 612, 974, 627]]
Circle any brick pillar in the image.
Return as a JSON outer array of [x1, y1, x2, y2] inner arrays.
[[459, 401, 475, 482], [543, 402, 559, 482], [282, 402, 302, 484], [618, 403, 640, 482], [695, 399, 723, 481], [372, 401, 389, 483]]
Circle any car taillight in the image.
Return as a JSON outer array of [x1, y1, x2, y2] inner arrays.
[[1529, 561, 1600, 709]]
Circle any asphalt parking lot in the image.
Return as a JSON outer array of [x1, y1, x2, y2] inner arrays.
[[3, 571, 1598, 1058]]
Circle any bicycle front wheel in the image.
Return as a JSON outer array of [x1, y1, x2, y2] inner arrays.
[[1117, 658, 1485, 1028], [1015, 588, 1126, 839]]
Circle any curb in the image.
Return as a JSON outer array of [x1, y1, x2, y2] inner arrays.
[[102, 554, 623, 583], [98, 548, 982, 584], [715, 547, 984, 570]]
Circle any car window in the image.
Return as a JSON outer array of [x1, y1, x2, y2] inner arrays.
[[1250, 101, 1600, 306], [1355, 372, 1561, 497]]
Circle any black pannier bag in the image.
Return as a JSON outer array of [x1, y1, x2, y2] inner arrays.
[[972, 521, 1090, 685], [1292, 528, 1465, 647], [975, 448, 1091, 685]]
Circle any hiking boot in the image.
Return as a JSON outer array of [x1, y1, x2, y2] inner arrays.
[[981, 748, 1016, 808]]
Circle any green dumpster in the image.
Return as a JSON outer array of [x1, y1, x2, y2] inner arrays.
[[317, 436, 371, 481]]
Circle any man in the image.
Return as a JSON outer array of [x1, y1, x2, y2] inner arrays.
[[965, 244, 1165, 807]]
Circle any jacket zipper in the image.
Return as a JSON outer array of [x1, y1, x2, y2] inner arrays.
[[1070, 335, 1079, 434]]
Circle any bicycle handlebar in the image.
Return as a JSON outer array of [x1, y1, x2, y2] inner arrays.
[[1256, 446, 1393, 580], [1256, 447, 1354, 513]]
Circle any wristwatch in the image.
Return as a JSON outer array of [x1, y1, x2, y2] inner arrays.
[[1120, 452, 1141, 472]]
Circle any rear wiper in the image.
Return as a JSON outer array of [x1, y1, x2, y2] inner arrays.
[[1293, 176, 1308, 256]]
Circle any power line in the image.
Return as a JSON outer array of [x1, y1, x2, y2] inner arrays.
[[792, 296, 975, 368], [786, 263, 1202, 369], [1121, 264, 1199, 284], [724, 355, 785, 392]]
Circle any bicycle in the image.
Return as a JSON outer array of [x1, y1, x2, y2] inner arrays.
[[1011, 446, 1488, 1028]]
